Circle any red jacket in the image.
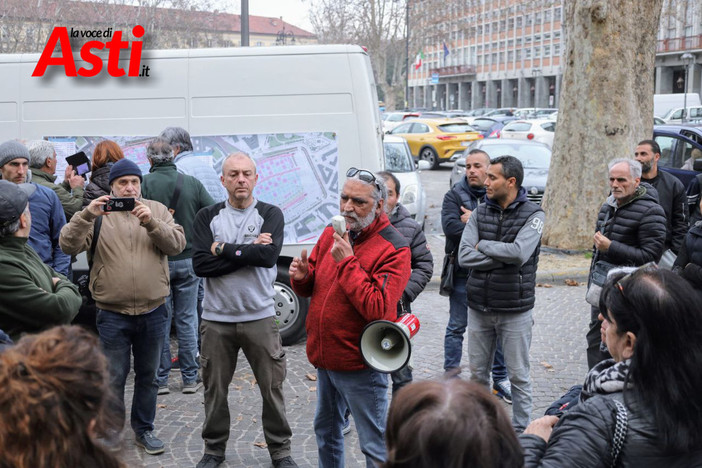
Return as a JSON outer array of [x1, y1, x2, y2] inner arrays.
[[292, 214, 411, 371]]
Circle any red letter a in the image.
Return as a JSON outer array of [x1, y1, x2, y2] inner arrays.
[[32, 27, 77, 77]]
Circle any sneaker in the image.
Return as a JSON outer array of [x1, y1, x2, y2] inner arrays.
[[196, 453, 225, 468], [272, 455, 299, 468], [342, 416, 352, 435], [183, 380, 203, 394], [493, 379, 513, 404], [158, 385, 170, 395], [135, 431, 165, 455]]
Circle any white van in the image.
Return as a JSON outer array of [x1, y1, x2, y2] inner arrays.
[[654, 93, 702, 118], [662, 106, 702, 124], [0, 45, 384, 344]]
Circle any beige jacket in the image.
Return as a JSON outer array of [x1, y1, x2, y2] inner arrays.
[[59, 199, 186, 315]]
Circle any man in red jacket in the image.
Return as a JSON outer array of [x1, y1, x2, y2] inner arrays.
[[290, 167, 411, 468]]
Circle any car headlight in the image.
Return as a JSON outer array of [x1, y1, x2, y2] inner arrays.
[[402, 184, 418, 206]]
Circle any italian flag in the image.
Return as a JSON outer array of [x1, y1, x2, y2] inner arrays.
[[414, 50, 423, 70]]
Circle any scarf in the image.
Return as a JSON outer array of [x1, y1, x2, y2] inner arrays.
[[580, 358, 632, 402]]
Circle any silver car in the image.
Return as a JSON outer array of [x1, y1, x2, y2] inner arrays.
[[383, 135, 429, 227], [450, 139, 551, 205]]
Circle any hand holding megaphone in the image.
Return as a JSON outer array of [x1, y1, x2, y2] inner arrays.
[[360, 314, 420, 373]]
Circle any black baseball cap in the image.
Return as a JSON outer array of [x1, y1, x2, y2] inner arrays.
[[0, 180, 36, 227]]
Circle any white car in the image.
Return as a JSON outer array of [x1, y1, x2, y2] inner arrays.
[[382, 111, 419, 133], [383, 135, 429, 227], [498, 119, 557, 148]]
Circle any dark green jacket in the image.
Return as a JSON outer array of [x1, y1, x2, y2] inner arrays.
[[142, 161, 215, 260], [0, 236, 81, 341], [30, 168, 85, 222]]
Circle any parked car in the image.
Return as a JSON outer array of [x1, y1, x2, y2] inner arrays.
[[654, 116, 666, 125], [382, 111, 420, 133], [653, 124, 702, 186], [466, 107, 495, 117], [450, 139, 551, 205], [484, 107, 517, 117], [468, 116, 514, 138], [661, 106, 702, 124], [389, 118, 483, 169], [383, 135, 429, 227], [499, 119, 557, 148], [527, 108, 558, 119]]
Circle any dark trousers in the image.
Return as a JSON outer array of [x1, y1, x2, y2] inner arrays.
[[586, 305, 612, 369], [200, 317, 292, 460], [96, 305, 168, 436]]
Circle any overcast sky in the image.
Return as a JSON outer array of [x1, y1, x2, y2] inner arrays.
[[230, 0, 314, 32]]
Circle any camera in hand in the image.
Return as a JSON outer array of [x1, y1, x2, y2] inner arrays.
[[102, 197, 135, 212]]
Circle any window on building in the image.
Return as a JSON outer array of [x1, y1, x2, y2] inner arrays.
[[485, 53, 491, 64], [554, 31, 561, 39], [544, 8, 551, 22], [508, 39, 514, 47], [508, 50, 514, 61], [535, 34, 541, 42], [500, 20, 506, 32], [516, 49, 522, 60], [478, 25, 483, 35], [526, 14, 532, 26], [516, 37, 522, 46], [544, 32, 551, 40], [508, 18, 514, 29], [534, 46, 541, 58], [492, 52, 498, 63], [554, 43, 561, 56], [534, 12, 541, 24], [525, 47, 531, 59], [525, 36, 532, 43], [554, 7, 562, 21], [517, 16, 523, 28], [543, 45, 551, 56]]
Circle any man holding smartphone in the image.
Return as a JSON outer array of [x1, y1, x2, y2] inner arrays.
[[59, 158, 186, 456]]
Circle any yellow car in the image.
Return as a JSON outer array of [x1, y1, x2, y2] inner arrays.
[[388, 118, 483, 169]]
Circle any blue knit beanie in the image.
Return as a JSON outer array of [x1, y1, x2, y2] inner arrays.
[[108, 159, 143, 185]]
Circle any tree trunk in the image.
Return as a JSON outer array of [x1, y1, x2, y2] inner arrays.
[[541, 0, 664, 249]]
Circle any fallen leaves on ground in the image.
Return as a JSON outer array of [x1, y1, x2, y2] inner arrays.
[[564, 279, 579, 286], [254, 441, 268, 449], [309, 386, 317, 392], [540, 361, 555, 372], [305, 373, 317, 381], [157, 404, 167, 409], [536, 283, 553, 288]]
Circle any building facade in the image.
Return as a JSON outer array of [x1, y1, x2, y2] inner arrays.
[[408, 0, 701, 112]]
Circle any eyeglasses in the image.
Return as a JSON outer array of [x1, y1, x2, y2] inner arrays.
[[615, 261, 658, 296], [347, 167, 381, 191]]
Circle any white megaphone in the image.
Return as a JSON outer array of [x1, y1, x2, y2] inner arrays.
[[360, 314, 420, 373]]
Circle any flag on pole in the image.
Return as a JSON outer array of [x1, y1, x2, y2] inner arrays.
[[414, 50, 424, 70], [443, 42, 450, 59]]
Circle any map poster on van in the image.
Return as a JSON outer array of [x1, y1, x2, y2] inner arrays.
[[47, 133, 339, 245]]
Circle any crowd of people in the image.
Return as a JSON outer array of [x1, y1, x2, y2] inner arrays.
[[0, 130, 701, 467]]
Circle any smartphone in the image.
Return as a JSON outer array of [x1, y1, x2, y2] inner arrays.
[[102, 197, 135, 212], [331, 215, 347, 236], [65, 151, 91, 179]]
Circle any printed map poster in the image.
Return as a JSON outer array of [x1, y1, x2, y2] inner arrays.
[[46, 132, 339, 245]]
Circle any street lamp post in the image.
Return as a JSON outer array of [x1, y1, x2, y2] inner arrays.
[[681, 52, 694, 123]]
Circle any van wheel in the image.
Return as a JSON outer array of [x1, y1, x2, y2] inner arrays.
[[274, 270, 309, 346], [420, 147, 439, 169]]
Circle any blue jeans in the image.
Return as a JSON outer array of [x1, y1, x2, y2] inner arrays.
[[96, 305, 168, 436], [315, 368, 388, 468], [156, 259, 200, 386], [468, 308, 533, 432], [444, 276, 508, 382]]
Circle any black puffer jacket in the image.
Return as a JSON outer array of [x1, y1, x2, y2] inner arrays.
[[520, 393, 702, 467], [592, 185, 666, 267], [389, 203, 433, 307], [82, 165, 111, 207], [673, 221, 702, 291]]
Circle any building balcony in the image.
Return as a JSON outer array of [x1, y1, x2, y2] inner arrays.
[[657, 35, 702, 53], [429, 64, 476, 77]]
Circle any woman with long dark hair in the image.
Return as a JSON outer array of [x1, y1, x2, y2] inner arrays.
[[521, 267, 702, 466]]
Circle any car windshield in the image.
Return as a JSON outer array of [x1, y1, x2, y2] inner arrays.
[[438, 123, 475, 133], [384, 142, 414, 172], [483, 144, 551, 168]]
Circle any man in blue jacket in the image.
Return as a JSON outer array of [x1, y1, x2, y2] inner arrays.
[[0, 140, 69, 276]]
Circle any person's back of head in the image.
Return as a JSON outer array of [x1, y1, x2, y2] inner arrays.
[[0, 326, 123, 468], [601, 267, 702, 453], [158, 126, 193, 153], [383, 379, 523, 468], [91, 140, 124, 172]]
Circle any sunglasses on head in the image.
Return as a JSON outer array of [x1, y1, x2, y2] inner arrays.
[[347, 167, 381, 190], [616, 261, 658, 297]]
